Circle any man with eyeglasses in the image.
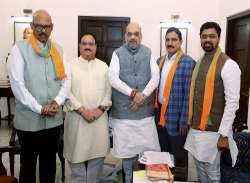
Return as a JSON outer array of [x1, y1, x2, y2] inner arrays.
[[7, 9, 70, 183], [64, 33, 111, 183], [109, 23, 160, 183]]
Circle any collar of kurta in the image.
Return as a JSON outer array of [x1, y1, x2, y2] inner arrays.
[[79, 56, 96, 63]]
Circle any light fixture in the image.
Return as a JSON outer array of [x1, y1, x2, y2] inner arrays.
[[11, 16, 32, 23], [160, 14, 191, 28]]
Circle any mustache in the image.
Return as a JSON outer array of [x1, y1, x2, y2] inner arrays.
[[167, 45, 174, 48], [129, 39, 136, 42], [38, 32, 47, 37], [84, 48, 91, 51], [204, 41, 212, 45]]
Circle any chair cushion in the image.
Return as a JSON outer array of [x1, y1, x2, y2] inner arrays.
[[221, 132, 250, 171], [221, 166, 250, 183], [0, 176, 18, 183], [221, 132, 250, 183]]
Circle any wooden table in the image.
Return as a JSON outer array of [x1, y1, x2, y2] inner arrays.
[[0, 86, 14, 126]]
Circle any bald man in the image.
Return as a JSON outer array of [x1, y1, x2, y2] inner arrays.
[[7, 9, 70, 183], [109, 23, 160, 183]]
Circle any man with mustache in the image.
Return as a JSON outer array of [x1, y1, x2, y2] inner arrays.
[[155, 27, 195, 181], [109, 23, 160, 183], [64, 33, 111, 183], [184, 22, 241, 182], [7, 10, 70, 183]]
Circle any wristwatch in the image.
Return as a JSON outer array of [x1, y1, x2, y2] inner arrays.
[[98, 105, 109, 112]]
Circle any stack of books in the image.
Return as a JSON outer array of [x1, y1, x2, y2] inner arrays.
[[146, 164, 174, 181], [0, 79, 10, 88], [135, 151, 175, 182]]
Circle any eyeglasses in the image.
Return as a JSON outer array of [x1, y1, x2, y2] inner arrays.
[[32, 23, 53, 32], [80, 42, 96, 46]]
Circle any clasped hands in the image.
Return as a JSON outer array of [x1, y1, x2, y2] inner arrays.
[[41, 100, 60, 117], [129, 92, 146, 111], [77, 107, 103, 123]]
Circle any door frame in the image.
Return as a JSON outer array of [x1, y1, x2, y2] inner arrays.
[[226, 9, 250, 129], [226, 9, 250, 54], [78, 16, 130, 53]]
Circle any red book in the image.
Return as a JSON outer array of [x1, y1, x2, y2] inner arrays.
[[146, 164, 174, 180]]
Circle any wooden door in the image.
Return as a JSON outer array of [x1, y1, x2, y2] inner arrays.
[[226, 10, 250, 131], [78, 16, 130, 65]]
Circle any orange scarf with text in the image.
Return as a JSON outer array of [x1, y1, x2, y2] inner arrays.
[[29, 34, 66, 80]]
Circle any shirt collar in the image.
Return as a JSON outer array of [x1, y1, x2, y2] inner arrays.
[[37, 40, 49, 49], [166, 51, 178, 62], [79, 56, 95, 63]]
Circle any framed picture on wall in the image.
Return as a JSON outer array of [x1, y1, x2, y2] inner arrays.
[[14, 22, 31, 44], [160, 27, 188, 56]]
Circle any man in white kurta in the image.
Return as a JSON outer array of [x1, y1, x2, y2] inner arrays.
[[64, 33, 112, 183], [109, 23, 160, 183], [184, 22, 240, 183]]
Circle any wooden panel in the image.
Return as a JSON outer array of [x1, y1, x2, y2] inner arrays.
[[86, 25, 104, 43], [226, 15, 250, 130], [234, 24, 248, 49], [107, 26, 123, 41], [78, 16, 130, 65], [105, 47, 118, 65]]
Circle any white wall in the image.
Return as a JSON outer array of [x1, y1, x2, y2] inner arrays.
[[0, 0, 249, 121], [0, 0, 220, 116], [1, 0, 220, 67]]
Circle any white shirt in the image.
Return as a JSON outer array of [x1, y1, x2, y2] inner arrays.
[[158, 53, 176, 104], [185, 59, 241, 165], [7, 44, 71, 114], [108, 50, 160, 158]]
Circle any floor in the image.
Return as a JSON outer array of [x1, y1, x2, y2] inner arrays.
[[0, 120, 198, 182]]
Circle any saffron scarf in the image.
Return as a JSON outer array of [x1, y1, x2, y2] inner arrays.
[[188, 47, 222, 130], [29, 34, 67, 80], [158, 50, 184, 127]]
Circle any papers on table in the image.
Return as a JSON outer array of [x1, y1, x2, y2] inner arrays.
[[138, 151, 175, 167]]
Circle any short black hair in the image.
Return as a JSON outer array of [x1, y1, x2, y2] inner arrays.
[[165, 27, 182, 41], [200, 22, 221, 37], [80, 32, 97, 44]]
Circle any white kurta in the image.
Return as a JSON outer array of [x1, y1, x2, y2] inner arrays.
[[64, 56, 112, 163], [109, 51, 161, 159]]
